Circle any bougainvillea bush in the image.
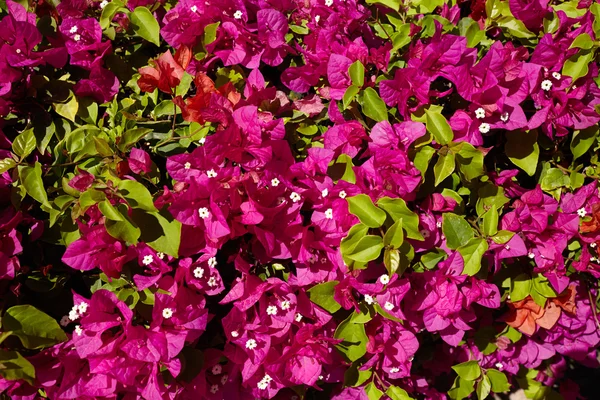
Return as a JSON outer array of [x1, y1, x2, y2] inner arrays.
[[2, 0, 600, 398]]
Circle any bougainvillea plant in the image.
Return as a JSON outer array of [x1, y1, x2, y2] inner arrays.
[[1, 0, 600, 398]]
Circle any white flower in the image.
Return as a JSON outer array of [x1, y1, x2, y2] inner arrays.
[[184, 162, 191, 170], [157, 252, 165, 259], [295, 313, 303, 322], [162, 308, 173, 319], [379, 274, 390, 285], [212, 364, 222, 375], [198, 207, 210, 219], [60, 316, 70, 327], [190, 5, 198, 12], [221, 375, 229, 385], [504, 245, 510, 251], [552, 72, 561, 80], [324, 208, 333, 219], [591, 257, 597, 262], [100, 0, 109, 8], [315, 15, 321, 23], [266, 305, 278, 315], [77, 302, 89, 314], [390, 367, 400, 373], [257, 374, 272, 390], [364, 294, 374, 305], [321, 188, 329, 197], [591, 243, 597, 248], [207, 169, 217, 178], [478, 123, 490, 134], [436, 221, 442, 228], [70, 26, 78, 34], [384, 301, 394, 311], [231, 330, 239, 338], [495, 362, 504, 369], [198, 137, 206, 145], [528, 252, 535, 259], [280, 300, 291, 310], [233, 10, 243, 19], [73, 34, 81, 42], [338, 190, 347, 199], [68, 309, 79, 321], [207, 277, 217, 287], [74, 325, 83, 336], [290, 192, 301, 203], [245, 338, 257, 350], [541, 80, 552, 91], [475, 107, 486, 119], [193, 267, 204, 279], [142, 255, 154, 265], [208, 257, 217, 268], [500, 112, 509, 122], [325, 0, 333, 6], [270, 178, 280, 187], [15, 49, 21, 54], [577, 207, 587, 218], [210, 384, 219, 394]]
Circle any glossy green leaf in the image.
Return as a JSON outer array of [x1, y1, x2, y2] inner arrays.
[[448, 377, 475, 400], [0, 158, 17, 174], [383, 218, 404, 248], [54, 94, 79, 122], [425, 108, 453, 145], [130, 7, 160, 46], [384, 248, 401, 275], [366, 0, 401, 11], [346, 235, 384, 263], [0, 350, 35, 384], [476, 374, 492, 400], [308, 281, 342, 313], [203, 22, 220, 46], [505, 130, 539, 176], [347, 194, 387, 228], [361, 87, 388, 122], [452, 360, 481, 381], [18, 163, 50, 207], [434, 150, 455, 186], [119, 128, 153, 151], [442, 213, 474, 250], [2, 305, 67, 349], [377, 197, 423, 240], [12, 129, 36, 160], [341, 223, 370, 256], [510, 273, 532, 302], [571, 126, 598, 160], [334, 313, 368, 362], [486, 369, 510, 393], [386, 386, 414, 400], [365, 382, 383, 400], [349, 60, 365, 87], [563, 50, 593, 83], [458, 237, 488, 276], [117, 180, 157, 211]]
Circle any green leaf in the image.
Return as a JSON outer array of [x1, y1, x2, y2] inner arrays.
[[482, 207, 499, 237], [532, 274, 557, 298], [18, 163, 50, 207], [448, 377, 475, 400], [571, 125, 598, 160], [349, 60, 365, 87], [0, 158, 17, 174], [0, 350, 35, 384], [105, 207, 141, 244], [308, 281, 342, 313], [569, 33, 594, 50], [341, 223, 370, 256], [203, 22, 220, 46], [505, 130, 539, 176], [130, 7, 160, 46], [562, 50, 593, 83], [54, 94, 79, 122], [434, 150, 455, 186], [377, 197, 423, 240], [346, 235, 384, 263], [452, 360, 481, 381], [491, 230, 514, 245], [117, 180, 157, 211], [119, 128, 153, 151], [510, 273, 532, 302], [2, 305, 67, 349], [100, 0, 125, 29], [365, 382, 384, 400], [139, 210, 181, 257], [12, 128, 36, 160], [334, 313, 368, 362], [425, 108, 453, 145], [414, 145, 436, 177], [99, 200, 125, 221], [442, 213, 474, 250], [361, 87, 388, 122], [476, 375, 492, 400], [383, 218, 404, 248], [386, 386, 414, 400], [366, 0, 400, 11], [343, 85, 361, 109], [455, 142, 485, 181], [384, 248, 401, 275], [347, 194, 387, 228], [458, 237, 488, 276], [486, 369, 510, 393]]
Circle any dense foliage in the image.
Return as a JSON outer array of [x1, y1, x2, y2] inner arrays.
[[1, 0, 600, 398]]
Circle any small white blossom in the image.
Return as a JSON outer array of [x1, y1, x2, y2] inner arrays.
[[295, 313, 303, 322], [206, 169, 217, 178], [142, 255, 154, 266], [15, 49, 21, 54], [199, 137, 206, 145], [221, 375, 229, 385], [504, 245, 510, 251], [270, 178, 280, 187], [245, 338, 257, 350], [577, 207, 587, 218], [325, 208, 333, 219], [591, 257, 597, 262], [495, 362, 504, 370], [212, 364, 222, 375], [364, 294, 374, 305], [528, 252, 535, 259], [162, 308, 174, 319], [193, 267, 204, 279], [436, 221, 442, 228], [157, 252, 165, 259], [70, 26, 78, 34], [280, 300, 291, 310], [257, 374, 272, 390], [541, 80, 552, 91], [500, 112, 509, 122], [99, 0, 109, 8], [60, 316, 70, 326], [184, 162, 191, 169], [233, 10, 243, 19], [552, 72, 561, 80], [475, 107, 486, 119], [231, 330, 239, 338], [321, 188, 329, 197], [68, 309, 79, 321], [379, 274, 390, 285], [198, 207, 210, 219], [384, 301, 394, 311], [77, 302, 89, 314], [390, 367, 400, 374], [73, 34, 81, 42], [208, 257, 217, 268], [591, 243, 597, 248], [190, 5, 198, 12], [315, 15, 321, 23], [325, 0, 333, 6], [479, 122, 491, 134], [266, 305, 278, 316], [210, 385, 219, 394], [74, 325, 83, 336], [207, 277, 217, 287], [338, 190, 347, 199], [290, 192, 301, 203]]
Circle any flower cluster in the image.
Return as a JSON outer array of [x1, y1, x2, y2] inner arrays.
[[1, 0, 600, 399]]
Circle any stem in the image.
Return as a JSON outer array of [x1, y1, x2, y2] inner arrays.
[[587, 284, 600, 331]]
